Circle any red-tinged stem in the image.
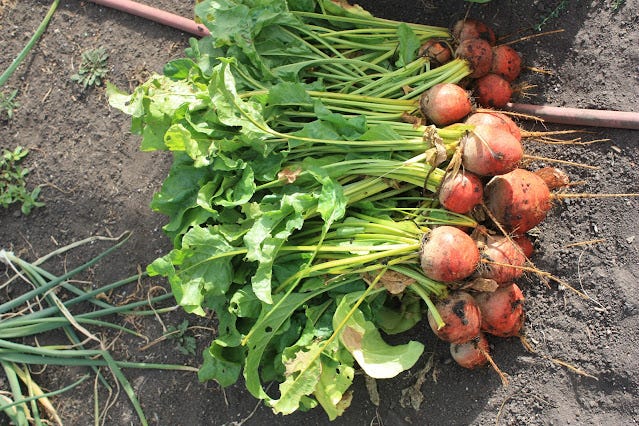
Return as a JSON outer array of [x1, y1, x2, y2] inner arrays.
[[86, 0, 210, 37]]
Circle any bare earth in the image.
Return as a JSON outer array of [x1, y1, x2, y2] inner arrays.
[[1, 1, 637, 425]]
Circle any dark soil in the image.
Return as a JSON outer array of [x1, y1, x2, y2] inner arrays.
[[1, 1, 638, 425]]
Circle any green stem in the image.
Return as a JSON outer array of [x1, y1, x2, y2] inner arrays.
[[402, 272, 446, 329], [14, 261, 114, 310], [0, 317, 147, 340], [398, 65, 471, 100], [294, 11, 449, 36], [0, 340, 197, 372], [0, 235, 129, 315], [0, 374, 89, 413], [274, 243, 421, 293], [1, 360, 29, 425], [283, 25, 370, 79], [0, 274, 145, 327], [0, 0, 60, 87], [348, 56, 429, 96]]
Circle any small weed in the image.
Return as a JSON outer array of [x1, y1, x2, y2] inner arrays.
[[71, 47, 109, 89], [0, 146, 44, 214], [0, 89, 19, 120], [611, 0, 625, 10], [165, 320, 197, 356], [533, 0, 569, 31]]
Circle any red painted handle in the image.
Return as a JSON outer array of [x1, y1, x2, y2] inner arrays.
[[87, 0, 210, 37], [506, 103, 639, 130]]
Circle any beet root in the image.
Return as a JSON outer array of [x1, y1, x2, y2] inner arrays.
[[512, 234, 535, 258], [462, 124, 523, 176], [474, 73, 513, 108], [465, 111, 521, 142], [455, 38, 493, 78], [427, 291, 482, 344], [438, 170, 484, 214], [491, 45, 522, 82], [419, 39, 452, 66], [452, 19, 497, 45], [484, 168, 552, 233], [534, 167, 570, 191], [420, 83, 472, 126], [420, 226, 480, 283], [450, 332, 490, 369], [477, 235, 527, 284], [475, 283, 525, 337]]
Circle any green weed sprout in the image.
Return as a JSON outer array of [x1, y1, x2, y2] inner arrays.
[[0, 90, 19, 120], [0, 146, 44, 215], [71, 47, 109, 89]]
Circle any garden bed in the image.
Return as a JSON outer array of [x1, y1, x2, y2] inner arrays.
[[1, 0, 637, 424]]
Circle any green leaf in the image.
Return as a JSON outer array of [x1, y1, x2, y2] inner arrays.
[[287, 0, 315, 12], [164, 123, 212, 167], [266, 81, 314, 108], [243, 192, 316, 304], [184, 37, 225, 77], [249, 150, 285, 182], [229, 287, 261, 318], [333, 293, 424, 379], [256, 26, 319, 79], [147, 225, 237, 315], [273, 253, 314, 289], [150, 153, 218, 242], [315, 103, 367, 140], [288, 101, 367, 148], [71, 47, 109, 89], [0, 146, 44, 214], [396, 23, 421, 67], [215, 165, 256, 207], [357, 122, 403, 142], [295, 304, 355, 420], [195, 0, 302, 81], [163, 58, 199, 80], [106, 82, 144, 117], [317, 0, 373, 19], [199, 341, 244, 387], [313, 354, 354, 420], [271, 299, 351, 417], [107, 75, 207, 152], [211, 295, 244, 347], [243, 279, 348, 405], [374, 292, 423, 335], [271, 340, 323, 415], [307, 167, 346, 226], [208, 61, 274, 154]]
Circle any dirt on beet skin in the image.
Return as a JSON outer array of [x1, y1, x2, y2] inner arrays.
[[1, 1, 638, 425]]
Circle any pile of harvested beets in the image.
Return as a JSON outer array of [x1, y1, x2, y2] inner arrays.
[[110, 0, 620, 418]]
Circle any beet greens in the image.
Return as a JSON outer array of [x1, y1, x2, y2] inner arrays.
[[108, 0, 481, 418]]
